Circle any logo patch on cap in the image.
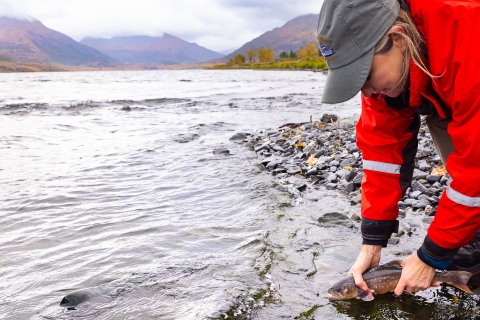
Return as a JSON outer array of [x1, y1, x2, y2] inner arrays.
[[320, 46, 336, 58]]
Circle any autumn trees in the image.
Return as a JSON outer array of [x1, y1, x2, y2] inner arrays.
[[227, 42, 320, 66], [298, 42, 319, 58]]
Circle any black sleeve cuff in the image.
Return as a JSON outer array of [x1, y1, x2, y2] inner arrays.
[[420, 235, 460, 261], [361, 218, 399, 248]]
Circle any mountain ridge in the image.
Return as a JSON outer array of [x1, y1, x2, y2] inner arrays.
[[0, 17, 117, 66], [80, 34, 225, 65]]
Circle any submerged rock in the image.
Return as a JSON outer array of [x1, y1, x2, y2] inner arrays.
[[318, 212, 354, 228]]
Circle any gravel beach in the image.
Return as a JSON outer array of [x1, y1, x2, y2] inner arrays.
[[240, 113, 449, 245]]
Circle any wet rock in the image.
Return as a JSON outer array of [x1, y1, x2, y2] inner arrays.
[[254, 142, 270, 152], [326, 183, 338, 190], [388, 237, 400, 245], [266, 160, 282, 171], [318, 212, 353, 228], [213, 148, 230, 155], [321, 114, 338, 123], [350, 212, 361, 221], [230, 133, 248, 141], [303, 190, 324, 202], [351, 194, 362, 205], [287, 166, 301, 175]]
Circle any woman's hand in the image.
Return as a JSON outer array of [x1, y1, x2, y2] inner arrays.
[[394, 253, 435, 295], [349, 244, 382, 292]]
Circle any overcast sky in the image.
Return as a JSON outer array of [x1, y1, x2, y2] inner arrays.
[[0, 0, 323, 53]]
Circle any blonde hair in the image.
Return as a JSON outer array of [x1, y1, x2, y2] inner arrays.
[[374, 6, 436, 93]]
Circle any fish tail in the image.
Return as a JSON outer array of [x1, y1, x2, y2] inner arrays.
[[444, 271, 474, 294]]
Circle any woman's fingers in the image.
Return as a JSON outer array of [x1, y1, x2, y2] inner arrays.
[[394, 253, 435, 296]]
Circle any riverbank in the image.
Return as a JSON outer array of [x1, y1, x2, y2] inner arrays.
[[241, 113, 446, 226], [209, 56, 328, 71]]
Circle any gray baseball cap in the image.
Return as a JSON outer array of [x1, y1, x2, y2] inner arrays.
[[317, 0, 400, 104]]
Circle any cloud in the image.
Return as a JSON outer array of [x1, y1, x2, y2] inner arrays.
[[0, 0, 323, 52]]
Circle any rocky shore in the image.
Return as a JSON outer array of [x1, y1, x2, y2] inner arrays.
[[232, 113, 449, 244]]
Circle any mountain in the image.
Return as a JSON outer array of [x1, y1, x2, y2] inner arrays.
[[0, 17, 117, 66], [224, 14, 319, 60], [81, 35, 225, 65]]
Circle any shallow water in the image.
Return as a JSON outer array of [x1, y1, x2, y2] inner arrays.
[[1, 70, 479, 320]]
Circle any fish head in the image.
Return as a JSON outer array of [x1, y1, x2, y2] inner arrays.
[[328, 277, 361, 300]]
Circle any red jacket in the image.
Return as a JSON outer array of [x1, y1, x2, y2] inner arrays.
[[357, 0, 480, 264]]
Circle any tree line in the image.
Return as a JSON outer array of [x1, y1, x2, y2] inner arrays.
[[227, 42, 321, 65]]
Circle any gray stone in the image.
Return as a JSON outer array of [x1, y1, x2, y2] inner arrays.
[[336, 169, 349, 178], [398, 201, 406, 209], [340, 159, 352, 167], [304, 190, 324, 202], [350, 212, 361, 221], [440, 176, 449, 185], [412, 169, 429, 180], [353, 172, 364, 186], [326, 183, 338, 190], [412, 199, 431, 209], [426, 175, 442, 183], [410, 190, 422, 199], [411, 180, 433, 196], [346, 182, 356, 193], [388, 237, 400, 245], [213, 148, 230, 155], [345, 170, 357, 182], [330, 160, 340, 166], [266, 160, 282, 171], [254, 142, 270, 152], [272, 145, 285, 152], [287, 167, 301, 175], [327, 174, 338, 183], [306, 167, 318, 177], [346, 143, 358, 153], [321, 114, 338, 123], [351, 194, 362, 205], [318, 212, 353, 228], [418, 159, 432, 171], [230, 133, 248, 141]]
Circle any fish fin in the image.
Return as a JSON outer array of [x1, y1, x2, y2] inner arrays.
[[382, 259, 403, 268], [357, 290, 374, 301], [368, 259, 403, 273], [445, 271, 474, 294]]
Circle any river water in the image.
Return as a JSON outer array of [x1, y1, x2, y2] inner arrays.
[[1, 70, 478, 320]]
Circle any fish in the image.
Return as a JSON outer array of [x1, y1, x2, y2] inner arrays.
[[328, 260, 473, 301]]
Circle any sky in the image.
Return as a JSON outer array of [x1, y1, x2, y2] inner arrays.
[[0, 0, 323, 53]]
